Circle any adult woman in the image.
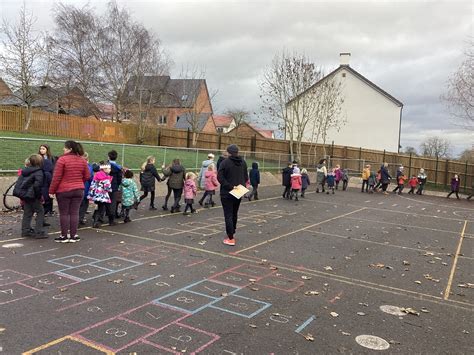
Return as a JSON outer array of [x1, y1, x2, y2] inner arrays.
[[38, 144, 55, 216], [139, 156, 162, 210], [380, 162, 392, 194], [217, 144, 248, 246], [316, 158, 328, 193], [162, 159, 186, 213], [49, 140, 90, 243]]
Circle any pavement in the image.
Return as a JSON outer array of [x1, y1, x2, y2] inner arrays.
[[0, 185, 473, 354]]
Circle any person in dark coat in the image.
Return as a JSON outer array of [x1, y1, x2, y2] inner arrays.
[[301, 168, 310, 197], [218, 144, 248, 246], [380, 162, 392, 194], [281, 162, 293, 199], [139, 156, 162, 210], [79, 152, 94, 225], [14, 154, 46, 238], [447, 174, 460, 199], [38, 144, 55, 216], [216, 150, 229, 171], [162, 159, 186, 213], [107, 150, 123, 221], [247, 162, 260, 201]]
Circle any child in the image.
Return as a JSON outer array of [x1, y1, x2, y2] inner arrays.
[[447, 174, 460, 199], [368, 171, 377, 193], [88, 162, 115, 227], [13, 154, 47, 238], [316, 159, 327, 193], [334, 165, 342, 190], [301, 168, 310, 197], [199, 164, 219, 207], [247, 162, 260, 201], [361, 164, 371, 192], [282, 162, 293, 199], [342, 169, 349, 191], [416, 168, 427, 195], [408, 175, 418, 194], [139, 156, 162, 210], [120, 170, 140, 223], [290, 167, 302, 201], [183, 172, 197, 215], [326, 169, 335, 194], [392, 166, 407, 194], [374, 169, 382, 192]]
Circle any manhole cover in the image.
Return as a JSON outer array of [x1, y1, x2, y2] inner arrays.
[[379, 305, 405, 316], [355, 335, 390, 350], [2, 243, 24, 248]]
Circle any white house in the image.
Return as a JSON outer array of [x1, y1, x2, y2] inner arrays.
[[289, 53, 403, 152]]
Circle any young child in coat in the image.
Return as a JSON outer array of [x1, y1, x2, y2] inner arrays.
[[88, 163, 114, 227], [342, 169, 349, 191], [183, 172, 197, 215], [447, 174, 460, 199], [361, 164, 371, 192], [368, 171, 377, 193], [247, 162, 260, 201], [14, 154, 46, 238], [119, 170, 140, 223], [334, 165, 342, 190], [392, 166, 406, 194], [199, 164, 219, 207], [301, 168, 310, 197], [416, 168, 427, 195], [282, 162, 293, 199], [408, 175, 418, 194], [290, 167, 302, 201], [326, 169, 336, 194]]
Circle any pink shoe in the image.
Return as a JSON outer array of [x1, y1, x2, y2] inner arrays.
[[223, 238, 236, 246]]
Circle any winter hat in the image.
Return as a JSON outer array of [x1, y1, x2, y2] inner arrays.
[[208, 153, 215, 159], [100, 163, 111, 170], [226, 144, 239, 156], [293, 167, 300, 174]]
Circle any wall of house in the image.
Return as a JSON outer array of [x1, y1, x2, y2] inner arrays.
[[201, 116, 217, 133], [227, 124, 264, 138], [300, 68, 402, 152]]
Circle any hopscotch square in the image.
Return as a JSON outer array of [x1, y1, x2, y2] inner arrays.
[[256, 275, 305, 292], [154, 290, 215, 314], [28, 337, 108, 354], [209, 272, 252, 287], [187, 229, 221, 237], [209, 294, 271, 318], [91, 257, 141, 271], [77, 318, 153, 352], [22, 273, 77, 290], [47, 255, 100, 268], [182, 221, 213, 229], [0, 282, 41, 305], [186, 280, 239, 298], [117, 340, 174, 354], [149, 228, 185, 236], [108, 243, 152, 255], [144, 323, 219, 354], [146, 245, 185, 259], [0, 270, 32, 286], [122, 303, 189, 330], [232, 264, 276, 279], [126, 250, 165, 262], [57, 265, 112, 281]]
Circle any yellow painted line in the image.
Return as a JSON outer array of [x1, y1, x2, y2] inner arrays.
[[23, 335, 113, 354], [68, 335, 114, 354], [0, 237, 25, 243], [98, 227, 474, 311], [235, 207, 367, 254], [444, 220, 468, 300], [23, 336, 71, 354]]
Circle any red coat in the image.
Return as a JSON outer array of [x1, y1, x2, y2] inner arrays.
[[49, 153, 90, 194], [409, 177, 418, 187], [291, 173, 302, 190]]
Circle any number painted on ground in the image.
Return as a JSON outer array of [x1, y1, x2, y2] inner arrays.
[[176, 296, 194, 303], [106, 328, 127, 338]]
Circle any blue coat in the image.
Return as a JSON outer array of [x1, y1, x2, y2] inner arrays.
[[301, 174, 310, 189], [381, 166, 391, 184], [249, 163, 260, 186]]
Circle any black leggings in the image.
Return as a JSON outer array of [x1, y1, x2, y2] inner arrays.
[[140, 190, 155, 206]]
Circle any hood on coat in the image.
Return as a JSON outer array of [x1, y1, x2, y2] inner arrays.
[[185, 179, 195, 189], [21, 166, 42, 177], [204, 170, 216, 178], [202, 159, 214, 168], [291, 172, 301, 177], [121, 178, 133, 187], [94, 170, 112, 181], [228, 156, 243, 166], [252, 162, 259, 169], [144, 163, 156, 172], [171, 164, 184, 173]]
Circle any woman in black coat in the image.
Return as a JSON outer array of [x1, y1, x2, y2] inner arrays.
[[139, 156, 162, 210], [38, 144, 55, 215]]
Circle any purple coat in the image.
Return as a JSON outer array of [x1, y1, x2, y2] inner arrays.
[[335, 168, 342, 182], [451, 177, 460, 191]]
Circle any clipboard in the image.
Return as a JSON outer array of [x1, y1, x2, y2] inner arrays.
[[229, 184, 249, 199]]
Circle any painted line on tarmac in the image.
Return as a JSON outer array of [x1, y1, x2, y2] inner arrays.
[[97, 228, 474, 311], [234, 208, 367, 255], [444, 220, 468, 300], [295, 315, 316, 333], [0, 237, 25, 243], [399, 194, 474, 211], [344, 216, 464, 236], [23, 248, 58, 256]]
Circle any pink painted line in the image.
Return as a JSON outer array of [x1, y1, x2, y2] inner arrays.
[[73, 334, 116, 353], [329, 291, 343, 304], [257, 283, 303, 293], [185, 258, 209, 267], [207, 264, 245, 279], [232, 264, 277, 278], [117, 316, 156, 331], [174, 322, 220, 355], [0, 269, 33, 286], [56, 297, 98, 312], [114, 327, 161, 353], [16, 281, 44, 292], [141, 339, 179, 354]]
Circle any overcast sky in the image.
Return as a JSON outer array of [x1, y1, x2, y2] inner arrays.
[[1, 0, 473, 155]]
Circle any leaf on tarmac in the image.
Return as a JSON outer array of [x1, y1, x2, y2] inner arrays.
[[198, 241, 206, 245], [249, 278, 257, 282], [60, 288, 68, 292], [304, 291, 320, 296], [458, 283, 474, 288], [420, 308, 430, 313], [423, 252, 435, 256], [358, 302, 369, 307], [303, 333, 314, 341], [169, 274, 175, 278], [414, 280, 422, 284], [249, 324, 257, 328], [221, 293, 228, 297], [270, 266, 278, 270], [357, 312, 366, 316], [402, 260, 410, 265], [330, 312, 339, 317], [301, 276, 311, 280], [250, 287, 259, 291], [84, 296, 91, 300], [324, 266, 333, 271], [111, 279, 123, 284], [369, 263, 385, 268], [119, 241, 125, 244], [149, 262, 157, 266], [0, 327, 5, 334], [401, 307, 420, 316], [341, 331, 351, 336], [423, 274, 440, 282]]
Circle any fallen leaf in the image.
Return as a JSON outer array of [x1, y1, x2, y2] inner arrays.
[[358, 302, 369, 307], [249, 324, 257, 328], [303, 333, 314, 341], [341, 331, 351, 336], [457, 283, 474, 288], [249, 278, 257, 283], [385, 265, 394, 270], [250, 287, 259, 291], [149, 262, 157, 266], [198, 241, 206, 245], [420, 308, 430, 313], [369, 263, 385, 268], [301, 276, 311, 280], [270, 266, 278, 270], [169, 274, 175, 278], [221, 292, 228, 297], [119, 241, 125, 244], [330, 312, 339, 317], [401, 307, 420, 316], [84, 296, 91, 300], [60, 288, 68, 292], [357, 312, 366, 316], [414, 280, 422, 284], [0, 327, 5, 334], [112, 279, 123, 284], [423, 252, 435, 256], [402, 260, 410, 265], [304, 291, 320, 296], [324, 266, 333, 271], [462, 330, 470, 334]]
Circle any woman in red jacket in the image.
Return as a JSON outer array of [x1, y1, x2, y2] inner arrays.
[[49, 140, 90, 243]]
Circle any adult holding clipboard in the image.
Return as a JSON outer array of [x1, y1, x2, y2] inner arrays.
[[217, 144, 249, 246]]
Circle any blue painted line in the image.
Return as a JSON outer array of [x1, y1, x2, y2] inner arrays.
[[54, 271, 83, 282], [154, 279, 207, 302], [184, 289, 220, 300], [247, 302, 272, 318], [208, 294, 272, 319], [132, 275, 161, 286], [295, 315, 316, 333], [47, 254, 99, 267], [23, 248, 58, 256], [208, 305, 253, 318]]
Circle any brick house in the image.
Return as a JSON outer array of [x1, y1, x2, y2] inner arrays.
[[226, 122, 275, 139], [0, 78, 12, 98], [213, 114, 236, 133], [122, 75, 215, 132]]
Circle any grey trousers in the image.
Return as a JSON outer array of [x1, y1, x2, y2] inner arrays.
[[22, 199, 44, 234]]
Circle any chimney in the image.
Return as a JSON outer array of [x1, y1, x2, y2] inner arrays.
[[340, 52, 351, 66]]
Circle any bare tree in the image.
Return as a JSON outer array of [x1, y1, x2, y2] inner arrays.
[[403, 146, 418, 155], [261, 51, 324, 161], [226, 108, 249, 137], [0, 5, 47, 130], [443, 38, 474, 130], [420, 136, 452, 159], [458, 147, 474, 163]]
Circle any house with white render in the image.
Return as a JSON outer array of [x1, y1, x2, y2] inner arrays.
[[288, 53, 403, 152]]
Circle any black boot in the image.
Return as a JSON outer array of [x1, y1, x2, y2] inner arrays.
[[92, 210, 100, 228]]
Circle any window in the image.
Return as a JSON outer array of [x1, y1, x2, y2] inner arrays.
[[217, 127, 224, 133], [342, 73, 346, 78], [158, 115, 167, 125], [181, 94, 188, 101], [122, 112, 131, 120]]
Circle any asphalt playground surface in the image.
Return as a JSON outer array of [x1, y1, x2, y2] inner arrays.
[[0, 185, 473, 354]]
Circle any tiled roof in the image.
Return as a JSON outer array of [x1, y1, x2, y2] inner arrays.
[[213, 115, 234, 127], [174, 112, 212, 131]]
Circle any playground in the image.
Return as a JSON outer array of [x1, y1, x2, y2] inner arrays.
[[0, 185, 472, 354]]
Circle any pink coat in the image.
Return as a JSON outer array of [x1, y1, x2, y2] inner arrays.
[[204, 171, 219, 191], [291, 173, 302, 190], [184, 179, 197, 199], [335, 168, 342, 182]]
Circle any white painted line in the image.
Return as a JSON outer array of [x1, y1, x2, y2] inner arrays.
[[392, 204, 398, 207]]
